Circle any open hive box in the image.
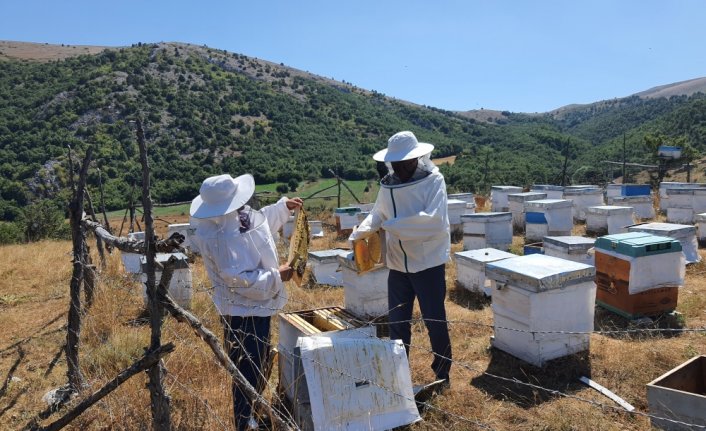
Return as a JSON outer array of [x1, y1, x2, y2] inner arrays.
[[647, 355, 706, 430]]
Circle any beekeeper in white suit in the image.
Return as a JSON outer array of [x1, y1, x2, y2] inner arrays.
[[189, 173, 302, 430], [350, 130, 452, 389]]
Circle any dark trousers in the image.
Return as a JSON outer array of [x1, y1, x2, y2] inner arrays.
[[222, 315, 272, 431], [388, 264, 452, 380]]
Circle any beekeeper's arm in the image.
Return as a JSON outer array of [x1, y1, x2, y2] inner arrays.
[[214, 244, 281, 301], [260, 196, 292, 234], [349, 199, 385, 241], [381, 175, 448, 240]]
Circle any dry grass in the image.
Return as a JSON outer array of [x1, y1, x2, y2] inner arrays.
[[0, 41, 109, 62], [1, 210, 705, 430]]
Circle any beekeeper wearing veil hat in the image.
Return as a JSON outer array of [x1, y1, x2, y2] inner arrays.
[[350, 130, 452, 389], [189, 173, 302, 430]]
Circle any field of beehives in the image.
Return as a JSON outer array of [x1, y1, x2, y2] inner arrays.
[[0, 206, 705, 431]]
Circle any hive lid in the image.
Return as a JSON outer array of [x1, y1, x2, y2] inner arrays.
[[141, 252, 190, 270], [336, 251, 386, 273], [586, 205, 633, 215], [485, 254, 595, 292], [563, 187, 602, 195], [627, 222, 697, 236], [455, 248, 516, 265], [524, 199, 572, 209], [608, 195, 652, 203], [507, 192, 547, 202], [491, 185, 523, 192], [531, 184, 564, 191], [543, 236, 595, 252], [448, 192, 474, 199], [308, 249, 350, 263], [666, 188, 701, 195], [447, 199, 467, 207], [335, 207, 361, 214], [168, 223, 190, 228], [461, 212, 512, 222], [595, 232, 682, 257]]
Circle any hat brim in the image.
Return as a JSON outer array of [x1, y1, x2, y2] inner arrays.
[[372, 142, 434, 162], [190, 174, 255, 218]]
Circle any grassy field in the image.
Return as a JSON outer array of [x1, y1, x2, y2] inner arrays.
[[1, 208, 705, 430]]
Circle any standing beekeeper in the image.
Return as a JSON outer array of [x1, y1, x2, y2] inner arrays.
[[189, 173, 302, 430], [349, 130, 452, 388]]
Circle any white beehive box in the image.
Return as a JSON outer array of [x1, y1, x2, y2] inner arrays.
[[627, 222, 701, 264], [530, 185, 564, 199], [523, 199, 573, 243], [461, 212, 513, 251], [277, 307, 377, 428], [508, 192, 547, 232], [283, 214, 295, 240], [454, 248, 517, 295], [490, 186, 523, 212], [298, 336, 420, 431], [585, 206, 635, 236], [447, 198, 467, 237], [447, 192, 474, 204], [647, 355, 706, 431], [563, 187, 605, 222], [308, 249, 349, 287], [120, 231, 145, 275], [605, 184, 622, 199], [334, 207, 361, 233], [659, 182, 706, 212], [167, 223, 199, 254], [140, 252, 192, 309], [309, 221, 324, 238], [606, 195, 655, 220], [465, 202, 477, 214], [338, 252, 390, 318], [543, 236, 596, 266], [697, 213, 706, 246], [486, 254, 597, 367]]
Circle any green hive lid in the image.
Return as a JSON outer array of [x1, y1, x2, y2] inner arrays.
[[594, 233, 682, 257]]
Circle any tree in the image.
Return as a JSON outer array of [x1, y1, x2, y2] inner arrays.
[[276, 184, 288, 194], [287, 178, 299, 192]]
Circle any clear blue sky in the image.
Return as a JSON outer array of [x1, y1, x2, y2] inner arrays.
[[2, 0, 705, 113]]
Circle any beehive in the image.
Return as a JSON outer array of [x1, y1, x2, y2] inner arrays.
[[140, 252, 192, 309], [627, 222, 701, 264], [338, 252, 389, 319], [447, 192, 475, 204], [530, 184, 564, 199], [461, 212, 513, 251], [277, 307, 378, 429], [490, 186, 523, 212], [447, 198, 467, 238], [334, 207, 361, 235], [465, 202, 477, 214], [507, 192, 547, 232], [659, 182, 706, 212], [523, 199, 573, 243], [454, 248, 516, 295], [307, 249, 350, 287], [563, 187, 605, 222], [665, 188, 706, 224], [606, 195, 655, 220], [607, 183, 651, 198], [594, 232, 684, 318], [167, 223, 198, 254], [120, 231, 145, 275], [585, 205, 635, 236], [543, 236, 595, 266], [696, 213, 706, 246], [309, 221, 324, 238], [658, 145, 682, 159], [647, 355, 706, 431], [486, 254, 597, 367]]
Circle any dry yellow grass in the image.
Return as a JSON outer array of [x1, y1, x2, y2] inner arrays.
[[1, 210, 705, 430]]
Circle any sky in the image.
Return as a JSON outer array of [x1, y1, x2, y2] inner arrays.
[[2, 0, 706, 113]]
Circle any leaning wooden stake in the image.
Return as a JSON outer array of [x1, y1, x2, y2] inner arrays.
[[84, 190, 106, 270], [136, 118, 171, 430], [66, 147, 93, 392], [156, 259, 294, 430], [35, 343, 176, 431]]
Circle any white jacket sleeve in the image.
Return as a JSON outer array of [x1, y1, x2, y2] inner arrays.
[[348, 198, 385, 241], [218, 266, 280, 301], [261, 197, 290, 234], [381, 175, 448, 241]]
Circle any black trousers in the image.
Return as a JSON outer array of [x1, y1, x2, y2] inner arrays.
[[222, 315, 271, 431], [388, 264, 452, 380]]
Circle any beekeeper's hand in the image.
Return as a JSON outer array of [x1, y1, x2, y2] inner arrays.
[[286, 198, 303, 210], [279, 264, 294, 281]]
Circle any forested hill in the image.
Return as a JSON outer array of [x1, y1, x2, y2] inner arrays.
[[0, 41, 705, 225]]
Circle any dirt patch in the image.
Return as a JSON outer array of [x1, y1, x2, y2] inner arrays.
[[0, 40, 110, 62]]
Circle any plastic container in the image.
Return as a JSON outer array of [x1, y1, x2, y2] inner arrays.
[[507, 192, 547, 232], [486, 254, 597, 367], [543, 236, 595, 266], [307, 249, 349, 286], [140, 252, 192, 309], [627, 222, 701, 264], [585, 205, 635, 236], [563, 187, 605, 222], [490, 186, 523, 212], [454, 248, 516, 295], [461, 212, 512, 251], [523, 199, 573, 243]]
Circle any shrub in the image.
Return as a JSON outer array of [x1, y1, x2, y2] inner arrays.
[[0, 222, 24, 244], [275, 184, 288, 194]]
